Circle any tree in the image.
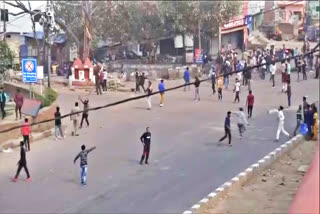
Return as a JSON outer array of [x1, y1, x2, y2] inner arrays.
[[158, 1, 241, 39], [0, 41, 15, 71], [52, 1, 241, 62]]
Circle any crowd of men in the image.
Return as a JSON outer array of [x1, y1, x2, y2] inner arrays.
[[4, 40, 319, 185]]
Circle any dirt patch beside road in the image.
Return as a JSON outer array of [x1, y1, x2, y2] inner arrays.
[[202, 140, 318, 214]]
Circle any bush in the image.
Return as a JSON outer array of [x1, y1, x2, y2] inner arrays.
[[35, 88, 58, 108]]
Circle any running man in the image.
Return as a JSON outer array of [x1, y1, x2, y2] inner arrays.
[[74, 145, 96, 186], [139, 127, 152, 165], [219, 111, 232, 146], [12, 141, 31, 182], [268, 105, 290, 142]]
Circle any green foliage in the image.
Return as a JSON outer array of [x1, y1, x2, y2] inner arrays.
[[0, 41, 15, 72], [53, 1, 241, 46], [35, 87, 58, 108]]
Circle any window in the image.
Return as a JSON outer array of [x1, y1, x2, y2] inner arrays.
[[293, 11, 302, 20], [5, 34, 11, 38], [316, 6, 320, 12]]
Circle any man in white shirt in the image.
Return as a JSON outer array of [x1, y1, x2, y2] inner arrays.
[[233, 78, 241, 103], [286, 60, 291, 83], [70, 102, 80, 136], [102, 69, 108, 93], [268, 105, 290, 142], [232, 107, 249, 139], [270, 62, 276, 87], [261, 57, 266, 80]]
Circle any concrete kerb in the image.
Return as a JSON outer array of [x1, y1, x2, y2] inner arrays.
[[0, 125, 68, 152], [183, 135, 305, 214]]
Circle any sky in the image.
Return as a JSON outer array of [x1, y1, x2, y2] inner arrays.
[[1, 1, 47, 33]]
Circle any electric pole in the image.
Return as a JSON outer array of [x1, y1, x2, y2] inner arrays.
[[3, 3, 6, 34], [40, 0, 56, 88]]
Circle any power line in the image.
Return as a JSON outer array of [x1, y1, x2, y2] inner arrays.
[[0, 42, 319, 135], [2, 3, 46, 27]]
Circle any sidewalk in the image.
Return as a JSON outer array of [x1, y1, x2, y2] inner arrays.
[[289, 144, 319, 214], [201, 139, 318, 214]]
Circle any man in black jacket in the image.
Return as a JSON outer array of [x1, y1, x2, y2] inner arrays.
[[139, 127, 151, 165], [12, 141, 31, 182]]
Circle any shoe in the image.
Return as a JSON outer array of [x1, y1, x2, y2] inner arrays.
[[79, 126, 82, 129], [240, 136, 242, 139], [228, 144, 232, 147], [26, 178, 31, 182], [145, 162, 149, 164], [12, 178, 18, 182], [139, 162, 143, 165], [55, 138, 58, 141], [274, 139, 279, 142], [75, 134, 79, 136], [71, 132, 74, 136]]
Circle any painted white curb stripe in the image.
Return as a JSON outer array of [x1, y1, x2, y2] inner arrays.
[[183, 135, 304, 214]]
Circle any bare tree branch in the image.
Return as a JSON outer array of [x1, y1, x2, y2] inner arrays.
[[4, 0, 37, 15], [8, 11, 27, 16], [55, 17, 80, 47]]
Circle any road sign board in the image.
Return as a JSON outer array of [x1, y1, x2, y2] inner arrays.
[[22, 58, 37, 83], [37, 66, 44, 80]]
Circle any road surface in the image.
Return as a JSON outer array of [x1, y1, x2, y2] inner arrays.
[[0, 73, 318, 213]]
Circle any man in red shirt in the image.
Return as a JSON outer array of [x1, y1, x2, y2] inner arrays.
[[14, 89, 24, 120], [21, 118, 31, 151], [246, 90, 254, 118]]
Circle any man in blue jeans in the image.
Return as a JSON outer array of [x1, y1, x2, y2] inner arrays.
[[74, 145, 96, 185]]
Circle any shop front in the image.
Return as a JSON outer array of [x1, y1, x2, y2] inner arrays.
[[221, 15, 248, 51]]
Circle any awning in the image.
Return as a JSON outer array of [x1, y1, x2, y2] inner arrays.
[[221, 25, 246, 35]]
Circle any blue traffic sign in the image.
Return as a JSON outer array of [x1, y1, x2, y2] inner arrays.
[[22, 58, 37, 83]]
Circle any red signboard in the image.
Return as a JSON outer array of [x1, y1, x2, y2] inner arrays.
[[221, 15, 245, 30]]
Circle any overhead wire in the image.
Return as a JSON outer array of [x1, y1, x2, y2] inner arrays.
[[0, 42, 319, 134]]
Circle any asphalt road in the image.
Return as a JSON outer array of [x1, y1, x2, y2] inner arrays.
[[0, 73, 318, 213]]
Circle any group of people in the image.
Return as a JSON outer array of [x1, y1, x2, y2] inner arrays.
[[94, 63, 108, 95], [54, 96, 90, 141], [135, 69, 147, 93], [300, 96, 318, 141], [9, 41, 319, 185]]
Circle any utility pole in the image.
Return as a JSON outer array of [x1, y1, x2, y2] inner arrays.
[[46, 0, 51, 88], [3, 3, 6, 34], [40, 0, 55, 88], [198, 20, 201, 50]]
